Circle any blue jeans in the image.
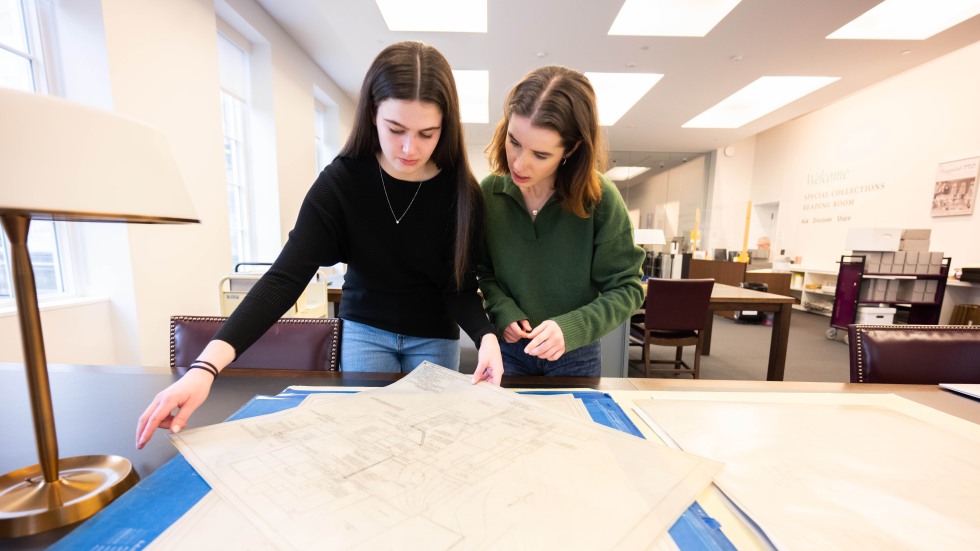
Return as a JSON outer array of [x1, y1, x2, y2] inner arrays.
[[339, 319, 460, 373], [499, 339, 601, 377]]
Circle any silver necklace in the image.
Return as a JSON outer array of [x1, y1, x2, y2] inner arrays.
[[378, 164, 427, 224]]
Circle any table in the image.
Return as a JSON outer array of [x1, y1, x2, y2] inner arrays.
[[703, 283, 796, 381], [333, 282, 795, 381], [3, 363, 979, 549]]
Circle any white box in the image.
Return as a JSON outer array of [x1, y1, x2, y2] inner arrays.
[[900, 238, 930, 252], [892, 251, 906, 265], [904, 251, 919, 265], [901, 229, 931, 240], [846, 228, 901, 251], [930, 251, 944, 264], [856, 306, 896, 324]]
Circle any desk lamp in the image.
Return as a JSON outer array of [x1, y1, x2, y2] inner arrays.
[[0, 88, 198, 537], [634, 228, 666, 277]]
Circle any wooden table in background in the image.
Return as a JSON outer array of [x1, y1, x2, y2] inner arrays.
[[702, 283, 795, 381]]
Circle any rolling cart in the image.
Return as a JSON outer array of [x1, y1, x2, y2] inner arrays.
[[827, 254, 951, 340]]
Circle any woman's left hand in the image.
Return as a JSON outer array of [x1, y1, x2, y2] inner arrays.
[[471, 333, 504, 386], [524, 320, 565, 361]]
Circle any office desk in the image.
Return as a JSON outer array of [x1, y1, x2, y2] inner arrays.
[[703, 283, 795, 381], [4, 363, 979, 549]]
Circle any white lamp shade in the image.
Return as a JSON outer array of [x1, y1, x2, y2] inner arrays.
[[0, 87, 198, 224], [634, 228, 666, 245]]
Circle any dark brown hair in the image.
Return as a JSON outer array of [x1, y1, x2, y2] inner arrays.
[[486, 66, 606, 217], [339, 41, 482, 287]]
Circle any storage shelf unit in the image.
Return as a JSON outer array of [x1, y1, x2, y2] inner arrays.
[[828, 254, 951, 339], [787, 266, 839, 317]]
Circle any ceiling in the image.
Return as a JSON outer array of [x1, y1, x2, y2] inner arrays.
[[254, 0, 980, 171]]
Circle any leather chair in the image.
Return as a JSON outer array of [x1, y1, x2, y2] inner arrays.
[[629, 278, 715, 378], [170, 315, 341, 375], [848, 324, 980, 384]]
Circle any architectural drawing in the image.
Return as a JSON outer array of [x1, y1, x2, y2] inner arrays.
[[170, 363, 719, 550]]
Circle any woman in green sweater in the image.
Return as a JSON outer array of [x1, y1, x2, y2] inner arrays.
[[474, 66, 645, 377]]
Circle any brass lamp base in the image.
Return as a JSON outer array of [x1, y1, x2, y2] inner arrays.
[[0, 454, 139, 539]]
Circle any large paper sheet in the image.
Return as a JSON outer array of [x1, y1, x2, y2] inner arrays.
[[168, 363, 720, 550], [636, 392, 980, 550]]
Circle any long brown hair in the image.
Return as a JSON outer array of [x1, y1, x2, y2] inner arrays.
[[486, 66, 606, 217], [339, 41, 482, 288]]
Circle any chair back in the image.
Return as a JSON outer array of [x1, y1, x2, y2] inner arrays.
[[170, 315, 341, 373], [644, 278, 715, 331], [848, 324, 980, 384]]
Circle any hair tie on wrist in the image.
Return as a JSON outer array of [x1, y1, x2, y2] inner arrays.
[[188, 360, 218, 378]]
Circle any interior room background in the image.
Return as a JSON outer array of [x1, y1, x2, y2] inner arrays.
[[1, 0, 978, 368]]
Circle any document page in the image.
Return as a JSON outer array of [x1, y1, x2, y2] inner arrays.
[[636, 392, 980, 551], [170, 363, 719, 550]]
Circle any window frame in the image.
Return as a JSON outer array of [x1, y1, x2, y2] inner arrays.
[[0, 0, 77, 306]]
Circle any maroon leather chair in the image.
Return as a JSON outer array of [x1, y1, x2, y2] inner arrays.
[[847, 324, 980, 384], [170, 315, 341, 375], [629, 278, 715, 378]]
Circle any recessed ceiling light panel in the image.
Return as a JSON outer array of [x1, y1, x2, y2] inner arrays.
[[375, 0, 487, 32], [584, 72, 664, 126], [683, 76, 839, 129], [828, 0, 980, 40], [609, 0, 743, 37], [605, 166, 652, 181]]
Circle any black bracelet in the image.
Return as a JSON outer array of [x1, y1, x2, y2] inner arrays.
[[188, 361, 218, 378], [191, 360, 218, 373], [186, 365, 217, 379]]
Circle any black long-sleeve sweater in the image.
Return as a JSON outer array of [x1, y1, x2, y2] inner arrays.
[[214, 156, 494, 357]]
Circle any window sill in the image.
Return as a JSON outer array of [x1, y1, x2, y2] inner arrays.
[[0, 296, 110, 318]]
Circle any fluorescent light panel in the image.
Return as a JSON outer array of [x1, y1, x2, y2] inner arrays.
[[374, 0, 487, 32], [585, 72, 663, 125], [452, 70, 489, 123], [609, 0, 743, 37], [683, 76, 839, 129], [605, 166, 651, 181], [828, 0, 980, 40]]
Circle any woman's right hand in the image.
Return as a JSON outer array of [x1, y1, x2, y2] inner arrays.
[[502, 320, 533, 343], [135, 369, 214, 449]]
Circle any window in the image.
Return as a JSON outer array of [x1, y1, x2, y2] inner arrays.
[[314, 100, 331, 171], [0, 0, 71, 302], [217, 31, 253, 268]]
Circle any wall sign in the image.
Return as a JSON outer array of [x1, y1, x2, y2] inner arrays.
[[932, 156, 978, 217]]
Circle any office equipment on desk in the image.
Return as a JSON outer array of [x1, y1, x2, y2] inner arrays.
[[634, 228, 666, 278], [219, 264, 330, 318], [0, 88, 198, 537]]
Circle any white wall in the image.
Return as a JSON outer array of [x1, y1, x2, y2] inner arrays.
[[0, 0, 354, 367], [714, 40, 980, 271]]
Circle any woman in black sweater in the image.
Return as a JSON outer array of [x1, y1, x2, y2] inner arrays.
[[137, 42, 502, 448]]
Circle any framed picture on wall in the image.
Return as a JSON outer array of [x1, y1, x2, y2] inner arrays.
[[931, 156, 979, 217]]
